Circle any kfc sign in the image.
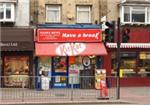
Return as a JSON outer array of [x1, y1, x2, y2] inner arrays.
[[37, 29, 102, 42]]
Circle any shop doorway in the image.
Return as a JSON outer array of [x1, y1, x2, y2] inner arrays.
[[52, 57, 68, 88]]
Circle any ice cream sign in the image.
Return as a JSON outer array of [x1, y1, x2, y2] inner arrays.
[[56, 43, 86, 56], [37, 29, 102, 42]]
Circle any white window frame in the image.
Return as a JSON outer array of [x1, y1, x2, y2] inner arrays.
[[0, 3, 15, 22], [121, 6, 150, 24], [46, 5, 61, 23], [76, 5, 91, 23], [147, 7, 150, 24]]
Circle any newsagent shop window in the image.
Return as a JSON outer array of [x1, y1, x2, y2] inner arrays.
[[139, 52, 150, 77], [4, 56, 29, 87], [54, 56, 67, 73], [38, 57, 52, 76]]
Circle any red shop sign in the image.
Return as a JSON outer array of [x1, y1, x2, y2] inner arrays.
[[37, 29, 102, 42]]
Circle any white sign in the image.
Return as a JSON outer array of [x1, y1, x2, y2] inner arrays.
[[82, 56, 91, 67]]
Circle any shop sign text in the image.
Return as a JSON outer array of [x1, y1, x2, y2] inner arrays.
[[0, 42, 18, 47], [37, 29, 102, 42], [56, 43, 86, 56]]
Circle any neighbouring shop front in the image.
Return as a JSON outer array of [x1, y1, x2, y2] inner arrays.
[[1, 27, 34, 88], [106, 43, 150, 86], [35, 24, 107, 89]]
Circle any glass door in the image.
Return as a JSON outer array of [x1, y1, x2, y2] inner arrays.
[[52, 56, 68, 88]]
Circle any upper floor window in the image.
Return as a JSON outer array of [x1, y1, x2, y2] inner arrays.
[[0, 3, 14, 22], [46, 5, 61, 23], [76, 5, 91, 23], [147, 8, 150, 23], [121, 6, 150, 24]]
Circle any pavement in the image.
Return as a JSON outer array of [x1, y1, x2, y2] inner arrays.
[[0, 87, 150, 105], [120, 87, 150, 105]]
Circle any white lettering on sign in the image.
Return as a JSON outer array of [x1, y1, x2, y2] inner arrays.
[[82, 32, 100, 39], [62, 33, 76, 38], [0, 42, 18, 47], [61, 32, 100, 39], [56, 43, 86, 56], [39, 31, 60, 36]]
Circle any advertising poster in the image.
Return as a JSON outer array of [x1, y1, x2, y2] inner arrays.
[[95, 69, 106, 89], [69, 65, 80, 84]]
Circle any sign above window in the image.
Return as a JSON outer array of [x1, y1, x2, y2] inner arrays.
[[37, 29, 102, 42]]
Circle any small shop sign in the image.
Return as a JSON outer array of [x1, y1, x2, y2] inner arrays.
[[37, 29, 102, 42], [0, 42, 18, 47], [0, 42, 34, 51]]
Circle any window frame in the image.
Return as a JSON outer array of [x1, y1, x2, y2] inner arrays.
[[121, 5, 150, 24], [147, 7, 150, 24], [0, 3, 15, 22], [46, 5, 61, 23], [76, 5, 92, 24]]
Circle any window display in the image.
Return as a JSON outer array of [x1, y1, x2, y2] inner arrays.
[[54, 57, 67, 73], [111, 52, 150, 77], [139, 52, 150, 76], [120, 59, 137, 77], [121, 59, 136, 69], [39, 57, 51, 76], [4, 56, 29, 87], [111, 52, 137, 77], [69, 56, 82, 84]]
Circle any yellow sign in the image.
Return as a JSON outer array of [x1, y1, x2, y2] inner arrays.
[[139, 53, 146, 59], [119, 69, 123, 78]]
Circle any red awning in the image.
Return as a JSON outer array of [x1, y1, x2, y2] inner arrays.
[[35, 43, 107, 56]]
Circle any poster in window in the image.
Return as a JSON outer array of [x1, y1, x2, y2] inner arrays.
[[54, 57, 67, 73]]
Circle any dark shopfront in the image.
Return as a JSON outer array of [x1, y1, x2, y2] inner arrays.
[[1, 27, 34, 88], [106, 43, 150, 86], [35, 25, 107, 89]]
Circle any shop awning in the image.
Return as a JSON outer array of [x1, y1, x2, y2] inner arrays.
[[35, 43, 107, 56], [106, 43, 150, 48]]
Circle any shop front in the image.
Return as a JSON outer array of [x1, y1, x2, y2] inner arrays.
[[1, 27, 34, 88], [106, 43, 150, 86], [35, 25, 107, 89]]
